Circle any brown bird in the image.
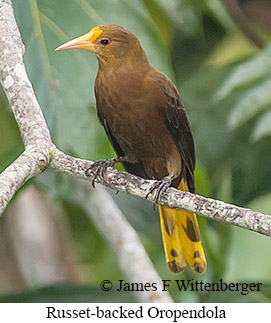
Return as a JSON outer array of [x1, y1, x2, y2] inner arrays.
[[56, 24, 206, 274]]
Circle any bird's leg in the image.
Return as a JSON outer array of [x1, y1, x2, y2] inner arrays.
[[85, 156, 126, 188], [146, 173, 175, 206]]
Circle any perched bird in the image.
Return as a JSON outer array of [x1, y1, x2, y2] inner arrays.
[[56, 24, 206, 274]]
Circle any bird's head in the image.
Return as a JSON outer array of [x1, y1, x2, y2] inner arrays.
[[56, 24, 147, 67]]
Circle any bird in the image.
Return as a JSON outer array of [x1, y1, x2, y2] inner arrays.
[[56, 24, 206, 274]]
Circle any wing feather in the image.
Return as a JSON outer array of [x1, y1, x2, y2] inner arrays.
[[151, 72, 196, 193], [97, 112, 148, 178]]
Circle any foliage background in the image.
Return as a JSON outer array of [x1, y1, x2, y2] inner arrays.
[[0, 0, 271, 302]]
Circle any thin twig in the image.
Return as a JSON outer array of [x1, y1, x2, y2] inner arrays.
[[223, 0, 264, 49], [50, 147, 271, 237]]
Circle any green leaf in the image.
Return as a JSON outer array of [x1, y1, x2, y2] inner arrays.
[[206, 0, 237, 32], [215, 44, 271, 101], [252, 110, 271, 142], [247, 193, 271, 215], [194, 164, 211, 197], [141, 0, 174, 46], [226, 226, 271, 282], [0, 96, 24, 172], [228, 79, 271, 129]]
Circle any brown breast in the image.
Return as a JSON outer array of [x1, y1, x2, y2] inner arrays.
[[95, 67, 182, 179]]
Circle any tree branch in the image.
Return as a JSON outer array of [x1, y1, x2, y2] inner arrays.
[[0, 0, 173, 303], [0, 0, 51, 146], [74, 180, 173, 302], [50, 147, 271, 237], [0, 0, 51, 213], [0, 0, 271, 278], [0, 147, 48, 214]]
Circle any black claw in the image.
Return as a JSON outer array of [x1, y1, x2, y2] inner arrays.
[[85, 167, 91, 177], [152, 203, 156, 211], [92, 177, 96, 189], [146, 173, 174, 207], [87, 158, 118, 188]]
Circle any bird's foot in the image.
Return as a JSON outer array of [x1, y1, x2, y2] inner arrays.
[[85, 157, 123, 188], [146, 173, 175, 207]]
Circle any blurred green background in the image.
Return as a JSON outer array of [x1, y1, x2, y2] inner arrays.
[[0, 0, 271, 302]]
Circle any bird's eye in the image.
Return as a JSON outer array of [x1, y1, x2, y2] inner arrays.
[[100, 38, 110, 45]]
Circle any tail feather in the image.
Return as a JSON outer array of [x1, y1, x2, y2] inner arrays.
[[159, 179, 206, 274], [159, 205, 187, 273]]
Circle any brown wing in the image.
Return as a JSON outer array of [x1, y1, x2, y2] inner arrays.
[[152, 73, 196, 193]]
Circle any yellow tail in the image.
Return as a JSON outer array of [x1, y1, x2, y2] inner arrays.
[[159, 179, 206, 274]]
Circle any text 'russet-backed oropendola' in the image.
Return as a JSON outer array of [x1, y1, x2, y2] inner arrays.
[[56, 24, 206, 274]]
